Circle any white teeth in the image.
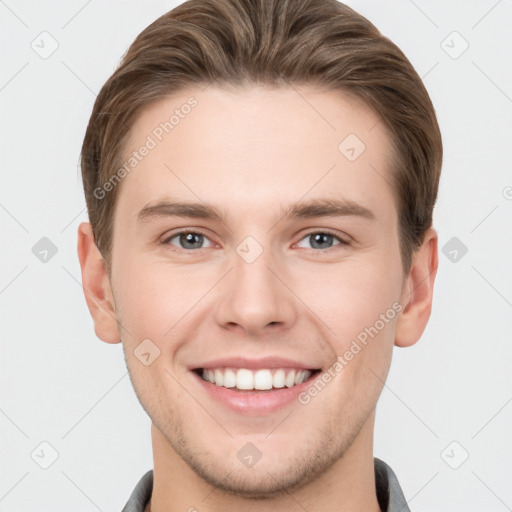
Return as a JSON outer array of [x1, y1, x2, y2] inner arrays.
[[285, 370, 296, 388], [223, 369, 236, 388], [254, 369, 273, 390], [214, 369, 224, 386], [273, 369, 285, 388], [236, 369, 254, 389], [199, 367, 313, 390]]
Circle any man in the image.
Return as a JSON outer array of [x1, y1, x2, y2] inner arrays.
[[77, 0, 442, 510]]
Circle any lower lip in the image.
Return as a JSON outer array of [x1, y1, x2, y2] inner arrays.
[[190, 370, 320, 415]]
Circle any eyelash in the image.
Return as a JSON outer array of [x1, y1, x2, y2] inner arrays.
[[161, 229, 350, 252]]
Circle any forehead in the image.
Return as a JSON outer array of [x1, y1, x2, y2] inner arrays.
[[117, 85, 396, 221]]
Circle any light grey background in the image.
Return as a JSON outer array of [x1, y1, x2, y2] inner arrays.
[[1, 0, 511, 510]]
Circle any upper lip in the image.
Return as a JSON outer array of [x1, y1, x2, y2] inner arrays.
[[190, 356, 321, 371]]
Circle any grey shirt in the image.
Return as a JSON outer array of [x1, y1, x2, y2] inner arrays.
[[122, 457, 410, 512]]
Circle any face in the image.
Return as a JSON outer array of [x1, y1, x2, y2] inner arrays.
[[107, 85, 408, 496]]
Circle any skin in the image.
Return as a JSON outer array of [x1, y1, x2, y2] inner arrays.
[[78, 85, 438, 512]]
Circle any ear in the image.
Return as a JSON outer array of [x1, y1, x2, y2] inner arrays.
[[395, 227, 438, 347], [77, 222, 121, 344]]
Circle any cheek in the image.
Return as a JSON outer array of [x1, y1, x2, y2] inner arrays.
[[296, 263, 401, 409], [297, 259, 402, 344], [113, 256, 196, 335]]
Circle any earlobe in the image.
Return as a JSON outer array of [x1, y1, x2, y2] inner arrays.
[[77, 222, 121, 344], [395, 228, 439, 348]]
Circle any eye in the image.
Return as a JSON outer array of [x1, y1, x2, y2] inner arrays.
[[161, 229, 350, 252], [163, 230, 214, 250], [295, 230, 349, 251]]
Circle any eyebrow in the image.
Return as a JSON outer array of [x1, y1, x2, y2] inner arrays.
[[137, 197, 376, 224]]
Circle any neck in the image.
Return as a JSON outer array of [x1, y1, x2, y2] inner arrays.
[[148, 414, 381, 512]]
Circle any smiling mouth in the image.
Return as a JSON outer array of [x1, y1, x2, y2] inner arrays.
[[193, 367, 321, 392]]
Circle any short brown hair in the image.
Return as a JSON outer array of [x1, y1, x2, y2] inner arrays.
[[81, 0, 442, 275]]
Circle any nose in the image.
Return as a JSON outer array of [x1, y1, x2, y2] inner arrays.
[[213, 240, 298, 336]]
